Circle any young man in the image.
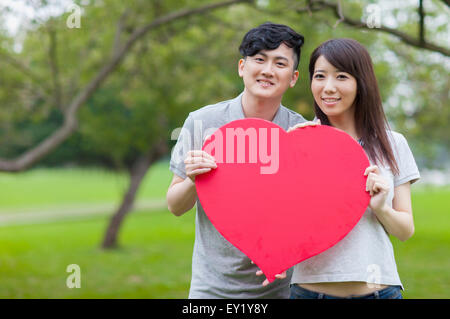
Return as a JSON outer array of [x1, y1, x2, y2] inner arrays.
[[167, 23, 306, 298]]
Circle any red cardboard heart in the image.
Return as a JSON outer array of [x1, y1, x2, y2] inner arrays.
[[195, 118, 370, 282]]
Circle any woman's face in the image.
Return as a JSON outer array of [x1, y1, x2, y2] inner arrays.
[[311, 55, 357, 121]]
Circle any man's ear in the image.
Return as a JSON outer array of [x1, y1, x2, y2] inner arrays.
[[238, 58, 245, 78], [290, 70, 299, 88]]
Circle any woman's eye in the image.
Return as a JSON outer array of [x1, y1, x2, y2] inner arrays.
[[337, 74, 349, 79], [313, 74, 325, 79]]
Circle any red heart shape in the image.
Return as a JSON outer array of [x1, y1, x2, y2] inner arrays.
[[195, 118, 370, 282]]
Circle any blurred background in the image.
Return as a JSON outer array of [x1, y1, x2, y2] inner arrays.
[[0, 0, 448, 298]]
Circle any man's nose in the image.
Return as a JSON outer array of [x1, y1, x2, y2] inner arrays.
[[261, 62, 274, 77]]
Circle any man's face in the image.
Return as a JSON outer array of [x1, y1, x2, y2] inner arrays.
[[238, 43, 299, 101]]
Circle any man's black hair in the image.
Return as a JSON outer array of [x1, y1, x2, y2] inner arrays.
[[239, 22, 305, 70]]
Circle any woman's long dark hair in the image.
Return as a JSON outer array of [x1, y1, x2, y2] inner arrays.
[[309, 38, 399, 174]]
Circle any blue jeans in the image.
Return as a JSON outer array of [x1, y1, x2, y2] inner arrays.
[[290, 284, 403, 299]]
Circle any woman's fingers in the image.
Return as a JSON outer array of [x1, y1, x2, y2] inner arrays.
[[287, 119, 321, 133], [256, 269, 286, 287], [366, 170, 389, 196], [364, 165, 380, 176], [373, 181, 389, 193], [275, 271, 287, 279]]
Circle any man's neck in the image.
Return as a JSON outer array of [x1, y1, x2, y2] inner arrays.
[[241, 90, 282, 121]]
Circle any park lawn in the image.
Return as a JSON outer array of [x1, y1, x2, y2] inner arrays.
[[392, 186, 450, 298], [0, 187, 448, 298], [0, 161, 172, 210], [0, 163, 449, 298], [0, 209, 195, 298]]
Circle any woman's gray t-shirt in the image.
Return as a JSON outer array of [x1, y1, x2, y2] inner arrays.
[[291, 131, 420, 289]]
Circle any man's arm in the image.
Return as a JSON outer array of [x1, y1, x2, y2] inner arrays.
[[166, 174, 198, 217], [167, 150, 217, 216]]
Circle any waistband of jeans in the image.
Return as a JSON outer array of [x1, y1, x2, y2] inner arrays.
[[292, 284, 400, 299]]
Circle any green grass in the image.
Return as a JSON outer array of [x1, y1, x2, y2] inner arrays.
[[0, 164, 449, 298], [0, 209, 195, 298], [392, 186, 450, 298], [0, 161, 171, 211]]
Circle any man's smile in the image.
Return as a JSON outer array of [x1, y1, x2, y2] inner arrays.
[[257, 79, 275, 87]]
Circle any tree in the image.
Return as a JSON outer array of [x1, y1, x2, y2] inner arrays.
[[0, 0, 253, 172], [0, 0, 448, 250], [293, 0, 449, 57], [0, 0, 255, 249]]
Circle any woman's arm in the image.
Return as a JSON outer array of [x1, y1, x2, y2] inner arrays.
[[365, 166, 414, 241]]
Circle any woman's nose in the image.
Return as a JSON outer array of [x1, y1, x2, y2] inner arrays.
[[323, 78, 337, 93]]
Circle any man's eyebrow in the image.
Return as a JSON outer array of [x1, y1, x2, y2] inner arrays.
[[256, 52, 290, 62]]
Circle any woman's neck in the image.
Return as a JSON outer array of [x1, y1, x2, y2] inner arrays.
[[329, 116, 359, 141]]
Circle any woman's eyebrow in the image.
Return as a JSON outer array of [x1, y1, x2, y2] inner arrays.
[[314, 69, 344, 73]]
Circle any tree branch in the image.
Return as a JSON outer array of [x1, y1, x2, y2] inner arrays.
[[112, 10, 130, 57], [47, 25, 63, 109], [418, 0, 425, 46], [332, 0, 344, 28], [299, 0, 450, 57], [0, 50, 53, 95], [0, 0, 253, 172]]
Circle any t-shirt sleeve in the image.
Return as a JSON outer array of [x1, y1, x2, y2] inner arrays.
[[169, 114, 196, 180], [392, 133, 420, 187]]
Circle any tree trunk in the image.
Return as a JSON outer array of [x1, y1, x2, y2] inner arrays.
[[101, 140, 168, 249]]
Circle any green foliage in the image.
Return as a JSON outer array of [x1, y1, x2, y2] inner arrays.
[[0, 0, 448, 169]]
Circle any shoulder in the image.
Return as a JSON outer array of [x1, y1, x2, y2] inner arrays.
[[279, 105, 307, 124], [386, 130, 406, 142], [281, 105, 305, 119], [386, 130, 409, 152], [188, 97, 236, 121], [386, 130, 420, 184]]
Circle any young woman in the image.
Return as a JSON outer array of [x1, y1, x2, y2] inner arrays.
[[267, 38, 420, 299]]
